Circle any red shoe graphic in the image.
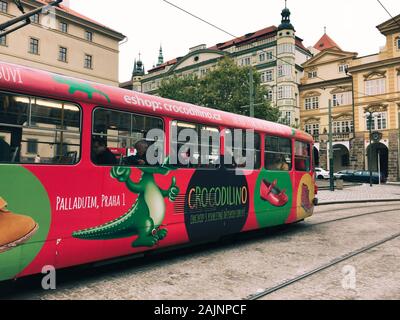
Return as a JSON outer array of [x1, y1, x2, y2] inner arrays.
[[260, 179, 289, 207]]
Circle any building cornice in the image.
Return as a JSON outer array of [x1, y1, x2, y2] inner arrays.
[[299, 77, 352, 91], [349, 57, 400, 73]]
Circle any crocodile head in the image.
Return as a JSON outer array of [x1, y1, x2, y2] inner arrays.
[[140, 157, 176, 176]]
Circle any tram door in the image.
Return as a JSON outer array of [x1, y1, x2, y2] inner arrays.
[[294, 141, 315, 220]]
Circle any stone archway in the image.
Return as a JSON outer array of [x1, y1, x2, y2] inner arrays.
[[366, 143, 389, 177], [333, 144, 350, 172]]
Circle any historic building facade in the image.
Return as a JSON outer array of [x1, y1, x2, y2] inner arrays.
[[349, 14, 400, 182], [133, 6, 312, 127], [299, 33, 357, 172], [0, 0, 126, 86], [300, 14, 400, 182]]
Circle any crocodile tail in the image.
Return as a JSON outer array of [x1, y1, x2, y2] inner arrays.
[[95, 90, 111, 103], [72, 204, 138, 240]]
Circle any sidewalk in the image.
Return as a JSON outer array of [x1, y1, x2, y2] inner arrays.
[[318, 184, 400, 205]]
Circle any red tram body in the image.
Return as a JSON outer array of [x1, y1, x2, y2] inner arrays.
[[0, 61, 316, 282]]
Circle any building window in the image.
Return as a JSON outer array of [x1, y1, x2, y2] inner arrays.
[[0, 35, 6, 46], [397, 73, 400, 91], [27, 139, 38, 154], [339, 64, 349, 73], [333, 121, 353, 133], [84, 54, 93, 69], [277, 43, 295, 54], [241, 57, 251, 66], [261, 70, 273, 83], [333, 91, 352, 106], [0, 0, 8, 13], [58, 47, 67, 62], [31, 14, 39, 24], [278, 86, 293, 99], [266, 89, 273, 101], [259, 53, 266, 62], [279, 111, 292, 125], [396, 38, 400, 50], [85, 31, 93, 42], [366, 112, 387, 131], [59, 22, 68, 33], [305, 124, 320, 136], [29, 38, 39, 55], [266, 51, 273, 60], [365, 78, 386, 95], [305, 96, 319, 110], [278, 64, 291, 77], [308, 70, 317, 79]]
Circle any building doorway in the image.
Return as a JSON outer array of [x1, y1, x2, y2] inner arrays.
[[333, 144, 350, 172], [313, 147, 320, 167], [366, 143, 389, 177]]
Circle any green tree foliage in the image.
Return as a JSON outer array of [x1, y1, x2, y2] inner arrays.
[[157, 57, 280, 122]]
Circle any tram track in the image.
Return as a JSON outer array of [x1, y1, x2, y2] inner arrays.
[[311, 207, 400, 226], [245, 203, 400, 300], [315, 201, 400, 215], [246, 231, 400, 300]]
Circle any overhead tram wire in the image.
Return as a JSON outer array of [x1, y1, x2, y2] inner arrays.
[[161, 0, 374, 100], [376, 0, 400, 29]]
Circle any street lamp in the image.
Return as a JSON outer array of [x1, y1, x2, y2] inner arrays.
[[365, 111, 376, 187]]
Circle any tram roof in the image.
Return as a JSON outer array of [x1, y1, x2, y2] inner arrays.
[[0, 61, 313, 142]]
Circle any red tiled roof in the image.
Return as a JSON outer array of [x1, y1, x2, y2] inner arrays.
[[36, 0, 124, 37], [148, 58, 178, 73], [148, 25, 311, 73], [209, 26, 277, 50], [313, 33, 341, 51]]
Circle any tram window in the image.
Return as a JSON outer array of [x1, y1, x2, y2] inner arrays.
[[295, 141, 311, 172], [224, 129, 261, 170], [170, 121, 220, 168], [0, 91, 81, 164], [265, 136, 292, 171], [92, 108, 164, 166]]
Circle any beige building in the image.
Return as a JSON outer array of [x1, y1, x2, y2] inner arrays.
[[300, 14, 400, 182], [0, 0, 126, 86], [126, 6, 312, 127], [300, 33, 357, 172], [349, 14, 400, 181]]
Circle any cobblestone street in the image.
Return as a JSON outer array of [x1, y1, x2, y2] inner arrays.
[[2, 193, 399, 300], [318, 184, 400, 203]]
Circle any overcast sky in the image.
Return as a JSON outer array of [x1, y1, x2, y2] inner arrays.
[[68, 0, 399, 82]]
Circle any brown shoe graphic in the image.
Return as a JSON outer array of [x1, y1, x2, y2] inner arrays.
[[0, 197, 39, 254]]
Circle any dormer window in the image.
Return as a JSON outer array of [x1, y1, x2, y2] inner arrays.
[[308, 70, 317, 79], [339, 64, 349, 73]]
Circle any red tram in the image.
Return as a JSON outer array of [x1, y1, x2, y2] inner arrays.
[[0, 61, 316, 282]]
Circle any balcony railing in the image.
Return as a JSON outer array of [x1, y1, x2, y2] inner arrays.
[[311, 133, 352, 143]]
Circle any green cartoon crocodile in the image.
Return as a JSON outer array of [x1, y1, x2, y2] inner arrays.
[[53, 75, 111, 103], [72, 161, 179, 248]]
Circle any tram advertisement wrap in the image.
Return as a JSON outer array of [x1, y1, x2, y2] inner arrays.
[[0, 166, 51, 282], [184, 168, 249, 242]]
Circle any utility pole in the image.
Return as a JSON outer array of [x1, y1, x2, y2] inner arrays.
[[366, 112, 374, 187], [249, 69, 255, 118], [328, 99, 335, 192]]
